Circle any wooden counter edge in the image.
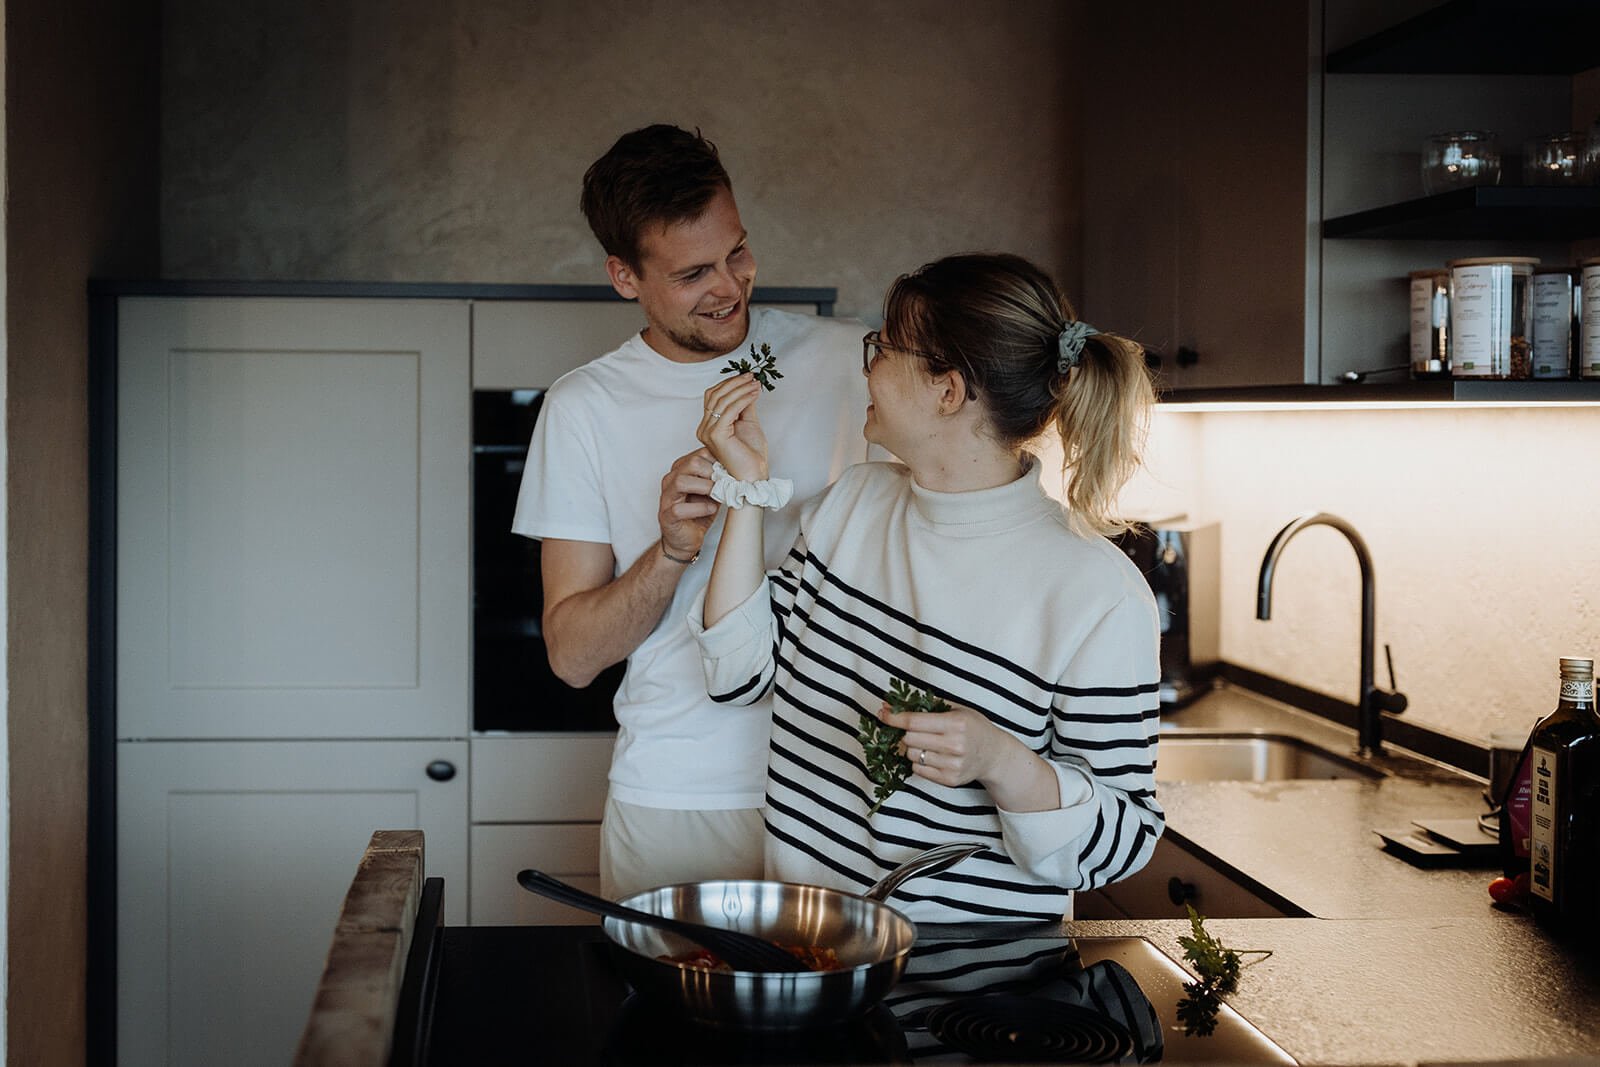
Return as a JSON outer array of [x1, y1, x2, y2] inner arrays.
[[293, 829, 426, 1067]]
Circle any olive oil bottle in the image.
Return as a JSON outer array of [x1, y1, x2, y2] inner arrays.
[[1527, 656, 1600, 943]]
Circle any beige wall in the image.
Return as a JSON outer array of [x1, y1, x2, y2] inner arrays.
[[6, 0, 159, 1062], [161, 0, 1086, 321], [1112, 407, 1600, 748]]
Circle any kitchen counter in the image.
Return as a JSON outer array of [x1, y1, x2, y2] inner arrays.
[[1065, 915, 1600, 1067], [401, 682, 1600, 1066], [1153, 685, 1497, 919], [1084, 682, 1600, 1065]]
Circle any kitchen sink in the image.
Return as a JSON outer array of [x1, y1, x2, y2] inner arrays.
[[1154, 731, 1383, 782]]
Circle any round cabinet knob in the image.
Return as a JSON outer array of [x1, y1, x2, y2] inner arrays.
[[1167, 877, 1198, 907], [425, 760, 457, 782]]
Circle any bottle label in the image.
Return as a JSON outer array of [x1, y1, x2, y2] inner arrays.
[[1560, 678, 1594, 703], [1450, 264, 1513, 375], [1529, 744, 1559, 903], [1505, 744, 1534, 862], [1531, 273, 1573, 377]]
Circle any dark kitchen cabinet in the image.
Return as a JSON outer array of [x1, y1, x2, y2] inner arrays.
[[1073, 836, 1300, 920], [1082, 1, 1314, 389], [1084, 0, 1600, 392]]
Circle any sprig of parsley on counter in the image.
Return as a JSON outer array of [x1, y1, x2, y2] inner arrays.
[[722, 342, 781, 390], [1176, 905, 1271, 1036], [858, 678, 949, 816]]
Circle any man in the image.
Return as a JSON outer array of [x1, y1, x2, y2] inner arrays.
[[513, 125, 870, 899]]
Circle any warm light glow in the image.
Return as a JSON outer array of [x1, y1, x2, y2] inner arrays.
[[1159, 399, 1600, 412]]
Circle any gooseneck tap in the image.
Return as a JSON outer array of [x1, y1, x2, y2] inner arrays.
[[1256, 512, 1407, 756]]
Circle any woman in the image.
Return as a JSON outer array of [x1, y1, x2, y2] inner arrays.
[[689, 252, 1163, 922]]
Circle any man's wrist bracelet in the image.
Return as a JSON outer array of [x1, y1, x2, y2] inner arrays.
[[660, 540, 698, 565]]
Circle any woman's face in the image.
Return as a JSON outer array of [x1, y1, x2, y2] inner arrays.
[[862, 326, 939, 455]]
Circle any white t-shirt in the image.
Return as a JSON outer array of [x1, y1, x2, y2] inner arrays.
[[512, 306, 871, 809]]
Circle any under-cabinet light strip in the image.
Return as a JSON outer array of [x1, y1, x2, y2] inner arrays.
[[1161, 399, 1600, 412]]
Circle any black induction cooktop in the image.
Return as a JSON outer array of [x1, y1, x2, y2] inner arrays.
[[418, 926, 1296, 1065]]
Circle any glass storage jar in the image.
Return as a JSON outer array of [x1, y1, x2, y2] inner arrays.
[[1530, 266, 1577, 378], [1447, 256, 1537, 379], [1524, 132, 1588, 186], [1422, 131, 1501, 195], [1580, 258, 1600, 379], [1407, 269, 1450, 377]]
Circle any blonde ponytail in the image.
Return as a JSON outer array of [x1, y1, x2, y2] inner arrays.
[[1054, 332, 1153, 538]]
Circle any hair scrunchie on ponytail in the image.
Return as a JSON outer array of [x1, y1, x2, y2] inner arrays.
[[1057, 320, 1100, 375]]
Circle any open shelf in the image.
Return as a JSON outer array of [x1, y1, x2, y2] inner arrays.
[[1325, 0, 1600, 75], [1322, 185, 1600, 240]]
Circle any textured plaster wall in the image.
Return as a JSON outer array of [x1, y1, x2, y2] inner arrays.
[[1114, 408, 1600, 748], [8, 0, 160, 1062], [162, 0, 1085, 321]]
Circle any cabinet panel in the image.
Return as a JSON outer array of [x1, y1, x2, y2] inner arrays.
[[116, 297, 469, 739], [470, 735, 613, 822], [472, 300, 646, 389], [471, 823, 602, 926], [471, 297, 819, 389], [116, 739, 468, 1067], [1072, 836, 1293, 920], [1084, 1, 1315, 388]]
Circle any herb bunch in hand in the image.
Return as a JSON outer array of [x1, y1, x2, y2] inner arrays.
[[858, 678, 949, 815], [722, 342, 782, 391]]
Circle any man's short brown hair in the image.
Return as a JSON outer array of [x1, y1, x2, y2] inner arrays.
[[581, 125, 732, 272]]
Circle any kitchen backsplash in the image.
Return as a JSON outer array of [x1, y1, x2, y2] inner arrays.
[[1039, 406, 1600, 746]]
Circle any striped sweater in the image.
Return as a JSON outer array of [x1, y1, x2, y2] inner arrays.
[[690, 458, 1164, 923]]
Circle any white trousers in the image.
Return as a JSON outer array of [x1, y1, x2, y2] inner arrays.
[[598, 795, 764, 900]]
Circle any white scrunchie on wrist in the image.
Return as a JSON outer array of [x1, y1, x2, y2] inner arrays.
[[709, 462, 793, 510]]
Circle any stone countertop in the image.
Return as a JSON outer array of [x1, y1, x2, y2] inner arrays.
[[1081, 684, 1600, 1066], [1154, 686, 1498, 919], [1063, 916, 1600, 1067]]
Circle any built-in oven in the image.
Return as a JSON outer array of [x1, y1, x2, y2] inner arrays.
[[473, 388, 623, 732]]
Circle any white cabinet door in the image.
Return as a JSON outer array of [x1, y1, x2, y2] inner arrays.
[[471, 297, 818, 389], [468, 735, 614, 925], [116, 739, 468, 1067], [116, 297, 469, 739], [471, 823, 602, 926], [470, 735, 613, 821], [472, 300, 645, 389]]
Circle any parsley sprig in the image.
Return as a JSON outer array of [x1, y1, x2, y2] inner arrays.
[[722, 342, 782, 391], [1175, 904, 1271, 1036], [858, 678, 949, 815]]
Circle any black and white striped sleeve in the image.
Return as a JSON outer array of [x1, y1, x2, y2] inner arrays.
[[687, 536, 809, 706], [996, 591, 1164, 890]]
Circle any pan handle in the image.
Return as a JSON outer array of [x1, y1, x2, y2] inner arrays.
[[863, 841, 986, 903]]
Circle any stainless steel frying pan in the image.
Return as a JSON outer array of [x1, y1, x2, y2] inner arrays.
[[602, 842, 985, 1030]]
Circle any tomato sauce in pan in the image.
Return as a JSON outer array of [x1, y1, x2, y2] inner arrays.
[[659, 944, 845, 974]]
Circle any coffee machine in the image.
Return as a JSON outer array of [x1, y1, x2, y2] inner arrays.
[[1114, 519, 1220, 709]]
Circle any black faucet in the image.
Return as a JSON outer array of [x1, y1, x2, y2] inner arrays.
[[1256, 512, 1407, 756]]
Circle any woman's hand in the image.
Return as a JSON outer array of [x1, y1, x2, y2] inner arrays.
[[697, 374, 769, 482], [881, 702, 1062, 814]]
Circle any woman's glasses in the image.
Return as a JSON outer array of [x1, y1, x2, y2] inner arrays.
[[861, 330, 939, 374]]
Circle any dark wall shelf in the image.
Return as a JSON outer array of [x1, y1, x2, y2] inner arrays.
[[1160, 378, 1600, 406], [1325, 0, 1600, 75], [1322, 185, 1600, 240]]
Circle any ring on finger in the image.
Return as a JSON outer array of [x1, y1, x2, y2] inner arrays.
[[708, 411, 723, 421], [919, 748, 927, 765]]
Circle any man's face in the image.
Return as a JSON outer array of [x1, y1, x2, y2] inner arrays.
[[606, 186, 757, 362]]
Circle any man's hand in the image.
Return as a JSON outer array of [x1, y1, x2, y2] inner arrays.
[[659, 446, 720, 561]]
